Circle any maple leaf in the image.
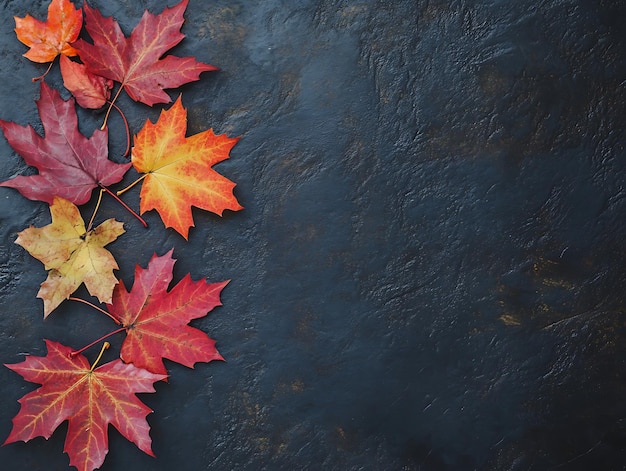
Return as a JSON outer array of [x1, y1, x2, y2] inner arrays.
[[14, 0, 82, 63], [107, 250, 227, 376], [130, 95, 242, 239], [74, 0, 217, 107], [4, 340, 166, 471], [59, 55, 113, 109], [16, 196, 125, 317], [0, 81, 131, 205]]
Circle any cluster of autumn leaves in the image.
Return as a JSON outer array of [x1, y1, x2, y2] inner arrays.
[[1, 1, 241, 470]]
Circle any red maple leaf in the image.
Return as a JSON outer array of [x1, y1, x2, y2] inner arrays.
[[4, 340, 166, 471], [60, 55, 113, 109], [0, 81, 130, 205], [74, 0, 217, 107], [107, 250, 227, 376]]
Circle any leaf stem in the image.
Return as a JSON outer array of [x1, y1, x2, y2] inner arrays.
[[32, 60, 54, 82], [69, 296, 121, 324], [71, 329, 124, 358], [100, 184, 148, 227], [89, 342, 110, 370], [107, 100, 131, 157], [101, 84, 125, 130], [86, 188, 104, 232], [116, 174, 147, 196]]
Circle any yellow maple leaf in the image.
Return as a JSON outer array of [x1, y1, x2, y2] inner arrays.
[[131, 95, 243, 239], [15, 196, 125, 317]]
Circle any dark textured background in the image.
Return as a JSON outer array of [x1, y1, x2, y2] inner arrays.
[[0, 0, 625, 470]]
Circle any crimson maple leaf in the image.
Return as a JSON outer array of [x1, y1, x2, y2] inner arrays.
[[74, 0, 217, 107], [0, 81, 130, 205], [107, 250, 227, 376], [4, 340, 166, 471]]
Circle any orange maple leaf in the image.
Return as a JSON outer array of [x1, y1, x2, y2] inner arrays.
[[14, 0, 82, 63], [129, 96, 242, 239]]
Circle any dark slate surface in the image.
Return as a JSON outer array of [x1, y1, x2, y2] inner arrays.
[[0, 0, 625, 470]]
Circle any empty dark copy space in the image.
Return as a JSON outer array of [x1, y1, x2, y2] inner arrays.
[[0, 0, 625, 470]]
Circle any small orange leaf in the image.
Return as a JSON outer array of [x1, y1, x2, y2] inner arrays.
[[14, 0, 82, 63], [60, 55, 113, 109], [131, 96, 243, 239]]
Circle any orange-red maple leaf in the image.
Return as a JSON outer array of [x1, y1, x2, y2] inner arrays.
[[0, 81, 130, 205], [60, 55, 113, 109], [4, 340, 166, 471], [131, 96, 242, 239], [73, 0, 217, 107], [107, 250, 227, 376], [14, 0, 82, 63]]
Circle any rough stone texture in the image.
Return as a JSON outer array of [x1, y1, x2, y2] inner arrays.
[[0, 0, 625, 470]]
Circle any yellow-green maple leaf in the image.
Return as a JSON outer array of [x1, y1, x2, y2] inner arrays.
[[16, 196, 124, 317]]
